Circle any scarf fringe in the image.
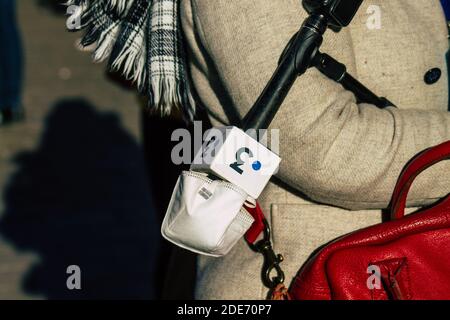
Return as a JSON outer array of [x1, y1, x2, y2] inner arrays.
[[107, 0, 130, 15], [65, 0, 196, 121], [149, 76, 195, 120], [110, 38, 148, 90]]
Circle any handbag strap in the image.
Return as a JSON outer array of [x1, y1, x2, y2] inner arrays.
[[390, 141, 450, 220], [244, 202, 266, 244]]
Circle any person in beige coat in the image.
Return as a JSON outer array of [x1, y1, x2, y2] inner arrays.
[[179, 0, 450, 299]]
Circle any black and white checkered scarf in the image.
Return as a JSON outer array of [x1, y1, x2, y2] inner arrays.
[[66, 0, 195, 121]]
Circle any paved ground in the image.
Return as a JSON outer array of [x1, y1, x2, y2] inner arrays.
[[0, 1, 158, 299]]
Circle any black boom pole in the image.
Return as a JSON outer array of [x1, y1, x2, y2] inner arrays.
[[243, 0, 395, 132]]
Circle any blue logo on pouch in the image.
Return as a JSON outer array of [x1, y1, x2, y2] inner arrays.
[[252, 161, 262, 171]]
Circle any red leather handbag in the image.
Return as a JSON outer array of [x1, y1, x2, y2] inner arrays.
[[289, 141, 450, 300]]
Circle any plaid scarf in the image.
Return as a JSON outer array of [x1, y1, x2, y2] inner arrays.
[[66, 0, 196, 121]]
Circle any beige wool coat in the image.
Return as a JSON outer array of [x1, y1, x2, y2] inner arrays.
[[180, 0, 450, 299]]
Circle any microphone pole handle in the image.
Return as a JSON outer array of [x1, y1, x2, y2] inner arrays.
[[314, 52, 396, 108]]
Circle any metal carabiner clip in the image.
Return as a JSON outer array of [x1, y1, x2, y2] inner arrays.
[[250, 219, 285, 289]]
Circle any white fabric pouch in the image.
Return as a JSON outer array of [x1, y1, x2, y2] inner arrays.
[[161, 171, 255, 257]]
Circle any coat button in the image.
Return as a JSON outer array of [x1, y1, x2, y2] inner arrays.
[[424, 68, 442, 85]]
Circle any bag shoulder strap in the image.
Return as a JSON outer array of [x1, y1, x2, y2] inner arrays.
[[390, 141, 450, 220]]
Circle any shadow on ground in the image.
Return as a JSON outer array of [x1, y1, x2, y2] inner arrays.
[[0, 98, 158, 299]]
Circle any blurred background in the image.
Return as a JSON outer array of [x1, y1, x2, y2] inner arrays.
[[0, 0, 197, 299]]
